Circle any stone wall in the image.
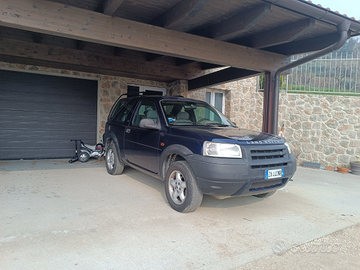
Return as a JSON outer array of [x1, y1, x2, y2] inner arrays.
[[278, 94, 360, 167]]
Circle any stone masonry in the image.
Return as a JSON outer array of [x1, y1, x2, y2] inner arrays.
[[278, 93, 360, 167]]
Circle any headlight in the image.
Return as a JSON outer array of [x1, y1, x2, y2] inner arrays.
[[284, 142, 291, 154], [203, 141, 242, 158]]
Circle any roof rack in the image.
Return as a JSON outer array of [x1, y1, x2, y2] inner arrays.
[[118, 92, 165, 99]]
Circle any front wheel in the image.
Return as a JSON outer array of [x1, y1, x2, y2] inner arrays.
[[78, 151, 90, 162], [165, 161, 203, 213], [105, 142, 124, 175]]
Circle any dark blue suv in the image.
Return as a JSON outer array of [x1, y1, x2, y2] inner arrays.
[[103, 95, 297, 212]]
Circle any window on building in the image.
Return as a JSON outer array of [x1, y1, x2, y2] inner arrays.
[[206, 91, 224, 113], [127, 85, 166, 96]]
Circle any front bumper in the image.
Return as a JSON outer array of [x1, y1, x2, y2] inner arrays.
[[186, 153, 297, 196]]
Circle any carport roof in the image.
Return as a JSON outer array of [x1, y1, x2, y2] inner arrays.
[[0, 0, 360, 90]]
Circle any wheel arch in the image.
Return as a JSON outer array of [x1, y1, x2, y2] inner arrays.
[[159, 144, 194, 180], [103, 132, 123, 161]]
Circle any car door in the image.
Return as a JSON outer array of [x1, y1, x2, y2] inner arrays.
[[124, 99, 161, 173], [110, 99, 138, 151]]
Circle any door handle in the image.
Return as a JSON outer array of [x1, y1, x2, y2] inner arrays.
[[126, 128, 131, 134]]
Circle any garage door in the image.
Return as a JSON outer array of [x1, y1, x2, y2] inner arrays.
[[0, 70, 98, 160]]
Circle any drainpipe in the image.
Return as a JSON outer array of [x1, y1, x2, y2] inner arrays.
[[267, 20, 351, 135]]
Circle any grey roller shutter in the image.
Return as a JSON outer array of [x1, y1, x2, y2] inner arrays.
[[0, 70, 97, 159]]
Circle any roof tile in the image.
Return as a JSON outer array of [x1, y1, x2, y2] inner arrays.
[[306, 0, 359, 21]]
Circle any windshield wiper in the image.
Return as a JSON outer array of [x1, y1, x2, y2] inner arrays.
[[195, 122, 231, 127]]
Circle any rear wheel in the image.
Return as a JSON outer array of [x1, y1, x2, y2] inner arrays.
[[165, 161, 203, 213], [253, 190, 276, 198], [105, 142, 124, 175]]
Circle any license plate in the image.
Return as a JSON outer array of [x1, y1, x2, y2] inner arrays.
[[265, 168, 284, 179]]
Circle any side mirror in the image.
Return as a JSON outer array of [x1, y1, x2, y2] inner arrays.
[[139, 118, 160, 130]]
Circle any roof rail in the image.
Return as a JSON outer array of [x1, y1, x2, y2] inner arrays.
[[118, 92, 165, 99]]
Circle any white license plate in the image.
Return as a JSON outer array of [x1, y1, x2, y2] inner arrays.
[[265, 168, 284, 179]]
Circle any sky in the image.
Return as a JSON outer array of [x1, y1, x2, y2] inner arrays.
[[309, 0, 360, 20]]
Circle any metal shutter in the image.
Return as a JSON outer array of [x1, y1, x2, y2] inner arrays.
[[0, 70, 97, 159]]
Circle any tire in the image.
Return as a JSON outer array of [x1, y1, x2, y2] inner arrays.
[[350, 162, 360, 175], [105, 142, 124, 175], [78, 151, 90, 162], [253, 190, 276, 198], [164, 161, 203, 213]]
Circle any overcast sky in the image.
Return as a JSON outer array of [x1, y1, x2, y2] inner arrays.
[[310, 0, 360, 20]]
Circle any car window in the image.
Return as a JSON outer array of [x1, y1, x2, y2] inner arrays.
[[114, 99, 137, 124], [161, 100, 235, 127], [132, 100, 158, 126], [108, 99, 127, 120]]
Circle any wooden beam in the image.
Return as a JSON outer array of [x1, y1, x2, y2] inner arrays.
[[32, 33, 43, 43], [102, 0, 124, 16], [188, 67, 260, 91], [76, 41, 86, 50], [150, 0, 209, 29], [114, 47, 126, 56], [247, 19, 316, 49], [175, 58, 194, 66], [265, 32, 340, 55], [0, 37, 198, 81], [200, 63, 223, 70], [146, 53, 165, 62], [209, 4, 272, 41], [0, 0, 287, 71], [0, 54, 178, 82]]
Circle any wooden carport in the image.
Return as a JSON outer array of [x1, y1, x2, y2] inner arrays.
[[1, 0, 360, 134]]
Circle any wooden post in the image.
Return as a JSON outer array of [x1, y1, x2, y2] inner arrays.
[[262, 71, 279, 135]]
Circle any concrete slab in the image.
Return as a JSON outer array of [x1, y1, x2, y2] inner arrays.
[[1, 159, 359, 269]]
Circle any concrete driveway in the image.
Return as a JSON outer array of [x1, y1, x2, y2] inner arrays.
[[1, 159, 359, 269]]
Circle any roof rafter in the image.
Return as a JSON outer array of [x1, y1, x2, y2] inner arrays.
[[76, 41, 86, 50], [209, 3, 272, 41], [0, 0, 287, 72], [150, 0, 209, 29], [188, 67, 260, 91], [32, 32, 43, 43], [0, 37, 197, 81], [146, 53, 166, 62], [200, 63, 222, 70], [101, 0, 125, 16], [244, 18, 316, 49], [114, 47, 126, 56], [265, 32, 341, 55], [175, 58, 194, 66]]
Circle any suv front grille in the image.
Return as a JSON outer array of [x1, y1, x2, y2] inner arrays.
[[250, 148, 285, 160], [246, 146, 289, 170]]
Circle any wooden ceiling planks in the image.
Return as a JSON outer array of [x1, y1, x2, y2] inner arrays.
[[0, 0, 359, 89]]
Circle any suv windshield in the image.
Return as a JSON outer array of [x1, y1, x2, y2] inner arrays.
[[161, 100, 235, 127]]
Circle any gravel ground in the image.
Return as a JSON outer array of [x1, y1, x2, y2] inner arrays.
[[238, 222, 360, 270]]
